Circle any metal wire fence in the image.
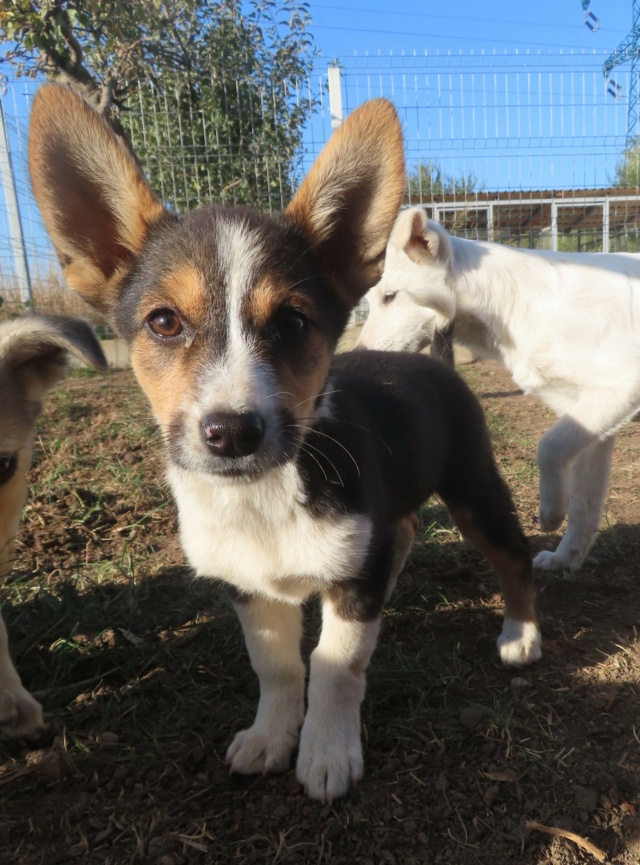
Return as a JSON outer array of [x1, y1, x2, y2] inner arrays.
[[2, 48, 640, 319]]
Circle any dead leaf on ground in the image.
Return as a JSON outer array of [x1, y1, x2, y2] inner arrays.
[[483, 768, 518, 783]]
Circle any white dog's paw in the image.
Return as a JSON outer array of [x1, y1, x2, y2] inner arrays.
[[533, 548, 584, 572], [0, 682, 44, 736], [296, 714, 363, 802], [497, 619, 542, 666], [533, 549, 565, 571], [227, 724, 299, 775]]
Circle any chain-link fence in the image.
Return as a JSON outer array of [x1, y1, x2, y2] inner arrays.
[[2, 49, 640, 320]]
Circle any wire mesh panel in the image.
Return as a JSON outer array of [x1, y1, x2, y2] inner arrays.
[[337, 49, 640, 249], [2, 49, 640, 317], [0, 69, 327, 317], [126, 68, 318, 214], [0, 81, 57, 313]]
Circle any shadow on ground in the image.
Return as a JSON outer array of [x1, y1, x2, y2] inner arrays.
[[1, 526, 639, 865]]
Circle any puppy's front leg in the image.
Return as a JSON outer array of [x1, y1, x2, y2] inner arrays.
[[227, 595, 305, 775], [297, 593, 381, 802]]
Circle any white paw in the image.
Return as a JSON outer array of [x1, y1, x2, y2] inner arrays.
[[227, 724, 298, 775], [533, 548, 583, 572], [497, 619, 542, 666], [296, 713, 363, 802], [0, 682, 44, 736]]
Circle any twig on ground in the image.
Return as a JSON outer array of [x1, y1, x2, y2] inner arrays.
[[525, 820, 607, 863]]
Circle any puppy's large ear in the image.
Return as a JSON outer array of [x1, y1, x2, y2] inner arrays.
[[389, 208, 451, 265], [0, 315, 107, 402], [29, 84, 167, 314], [286, 99, 405, 306]]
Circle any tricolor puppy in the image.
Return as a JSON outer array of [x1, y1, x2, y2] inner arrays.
[[29, 85, 540, 802], [0, 314, 106, 734], [358, 207, 640, 572]]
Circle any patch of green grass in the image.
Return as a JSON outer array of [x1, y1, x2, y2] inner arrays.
[[68, 366, 102, 379], [404, 499, 460, 572]]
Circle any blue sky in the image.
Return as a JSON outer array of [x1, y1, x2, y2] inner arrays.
[[2, 1, 640, 284], [296, 1, 639, 192], [307, 0, 631, 59]]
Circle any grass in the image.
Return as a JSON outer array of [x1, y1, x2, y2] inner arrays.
[[0, 272, 104, 324], [2, 364, 640, 864]]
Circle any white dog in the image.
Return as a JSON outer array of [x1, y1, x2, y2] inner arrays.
[[358, 206, 640, 572]]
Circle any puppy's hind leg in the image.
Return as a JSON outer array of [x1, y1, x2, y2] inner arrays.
[[534, 435, 615, 572], [442, 469, 541, 666], [0, 613, 43, 735], [384, 512, 420, 602], [226, 595, 305, 776]]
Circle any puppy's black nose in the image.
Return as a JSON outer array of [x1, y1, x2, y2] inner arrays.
[[201, 411, 265, 457]]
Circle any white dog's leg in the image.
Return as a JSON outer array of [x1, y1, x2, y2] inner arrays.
[[226, 596, 305, 775], [297, 599, 381, 802], [537, 381, 635, 532], [0, 614, 43, 735], [537, 416, 596, 532], [534, 435, 615, 571]]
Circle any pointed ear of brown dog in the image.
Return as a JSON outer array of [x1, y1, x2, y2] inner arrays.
[[1, 315, 107, 402], [286, 98, 405, 307], [28, 84, 167, 315]]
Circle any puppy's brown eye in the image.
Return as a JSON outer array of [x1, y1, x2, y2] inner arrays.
[[147, 309, 183, 338], [382, 291, 397, 305], [272, 309, 308, 341]]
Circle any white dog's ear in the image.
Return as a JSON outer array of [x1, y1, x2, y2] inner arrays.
[[29, 84, 167, 314], [0, 315, 107, 402], [390, 208, 451, 265], [287, 98, 405, 307]]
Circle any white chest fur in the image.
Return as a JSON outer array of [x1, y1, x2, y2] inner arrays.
[[167, 463, 372, 603]]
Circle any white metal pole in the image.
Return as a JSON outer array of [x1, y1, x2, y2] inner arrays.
[[0, 97, 32, 306], [328, 65, 343, 129], [602, 197, 610, 252], [550, 201, 559, 252]]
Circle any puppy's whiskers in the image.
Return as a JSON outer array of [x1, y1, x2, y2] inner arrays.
[[260, 390, 295, 405], [297, 438, 345, 487], [287, 274, 322, 291], [308, 429, 361, 477], [295, 414, 392, 456], [336, 419, 393, 455], [297, 443, 330, 483], [294, 389, 342, 410]]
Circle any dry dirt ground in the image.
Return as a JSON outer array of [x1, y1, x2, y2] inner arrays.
[[1, 356, 640, 865]]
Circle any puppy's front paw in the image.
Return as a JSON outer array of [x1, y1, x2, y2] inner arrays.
[[0, 682, 44, 736], [497, 619, 542, 666], [296, 714, 363, 802], [227, 724, 298, 775]]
